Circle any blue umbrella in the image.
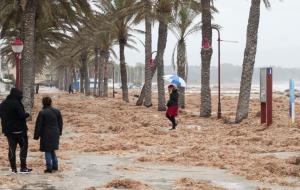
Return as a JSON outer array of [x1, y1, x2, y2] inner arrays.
[[163, 74, 186, 87]]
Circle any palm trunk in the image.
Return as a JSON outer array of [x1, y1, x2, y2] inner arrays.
[[58, 68, 64, 90], [98, 51, 105, 97], [119, 39, 129, 102], [236, 0, 261, 123], [72, 66, 76, 90], [64, 66, 68, 91], [22, 0, 36, 114], [93, 47, 99, 96], [143, 1, 153, 107], [68, 66, 73, 89], [80, 63, 84, 93], [136, 64, 157, 105], [81, 51, 90, 95], [177, 39, 187, 109], [103, 51, 109, 97], [200, 0, 213, 117], [156, 21, 168, 111]]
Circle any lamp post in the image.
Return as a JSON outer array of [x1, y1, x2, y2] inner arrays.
[[11, 38, 24, 89], [202, 28, 221, 119]]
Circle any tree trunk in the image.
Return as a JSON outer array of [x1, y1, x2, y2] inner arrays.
[[103, 51, 109, 97], [21, 0, 36, 114], [200, 0, 213, 117], [80, 63, 84, 93], [67, 66, 73, 89], [81, 51, 90, 95], [98, 51, 105, 97], [143, 2, 153, 107], [156, 21, 168, 111], [177, 39, 187, 109], [58, 67, 64, 90], [93, 47, 99, 96], [72, 66, 76, 90], [119, 39, 129, 102], [236, 0, 261, 123], [136, 64, 157, 106], [64, 66, 68, 91]]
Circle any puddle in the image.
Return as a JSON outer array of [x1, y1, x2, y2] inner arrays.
[[186, 125, 202, 130], [258, 151, 300, 159]]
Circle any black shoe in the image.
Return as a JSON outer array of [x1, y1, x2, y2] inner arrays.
[[44, 169, 52, 173], [20, 167, 32, 174], [52, 167, 58, 171], [11, 169, 17, 174]]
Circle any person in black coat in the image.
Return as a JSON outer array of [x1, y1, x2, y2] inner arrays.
[[166, 85, 179, 130], [0, 88, 32, 174], [68, 84, 74, 94], [35, 84, 39, 94], [34, 96, 63, 173]]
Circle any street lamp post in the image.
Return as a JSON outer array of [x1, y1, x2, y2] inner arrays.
[[215, 28, 221, 119], [203, 28, 221, 119], [11, 38, 24, 89]]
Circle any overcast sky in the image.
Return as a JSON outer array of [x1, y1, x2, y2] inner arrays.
[[117, 0, 300, 69]]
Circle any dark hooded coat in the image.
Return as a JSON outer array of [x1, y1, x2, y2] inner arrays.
[[34, 106, 63, 152], [0, 88, 29, 135]]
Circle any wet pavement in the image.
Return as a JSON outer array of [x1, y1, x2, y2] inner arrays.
[[2, 153, 298, 190]]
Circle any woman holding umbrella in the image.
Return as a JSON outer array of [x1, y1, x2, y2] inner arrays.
[[163, 74, 186, 130], [166, 84, 179, 130]]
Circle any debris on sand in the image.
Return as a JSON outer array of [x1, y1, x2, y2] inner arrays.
[[0, 176, 24, 189], [104, 178, 154, 189], [1, 91, 300, 189], [174, 178, 227, 190]]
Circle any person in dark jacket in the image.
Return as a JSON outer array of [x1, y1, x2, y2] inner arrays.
[[34, 96, 63, 173], [68, 84, 74, 94], [166, 84, 179, 130], [0, 88, 32, 174], [35, 83, 39, 94]]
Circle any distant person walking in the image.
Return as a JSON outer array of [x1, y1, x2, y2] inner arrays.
[[35, 84, 39, 94], [0, 88, 32, 174], [68, 84, 74, 94], [34, 97, 63, 173], [166, 85, 179, 130]]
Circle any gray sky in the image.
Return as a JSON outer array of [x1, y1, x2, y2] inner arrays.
[[119, 0, 300, 68]]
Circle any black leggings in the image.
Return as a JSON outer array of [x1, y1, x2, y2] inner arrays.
[[166, 115, 176, 127], [6, 132, 28, 170]]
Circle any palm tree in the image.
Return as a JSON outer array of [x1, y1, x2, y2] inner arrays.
[[97, 0, 140, 102], [235, 0, 270, 123], [0, 0, 91, 113], [199, 0, 213, 117], [155, 0, 174, 111], [136, 0, 200, 109], [170, 4, 201, 109], [81, 50, 90, 95], [134, 0, 154, 107], [93, 46, 99, 96], [21, 0, 37, 114]]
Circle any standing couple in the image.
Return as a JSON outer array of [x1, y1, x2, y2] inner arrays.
[[0, 88, 63, 174]]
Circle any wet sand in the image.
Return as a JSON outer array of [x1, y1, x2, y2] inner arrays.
[[0, 89, 299, 189]]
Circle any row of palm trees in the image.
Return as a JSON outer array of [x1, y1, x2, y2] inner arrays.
[[0, 0, 271, 123]]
